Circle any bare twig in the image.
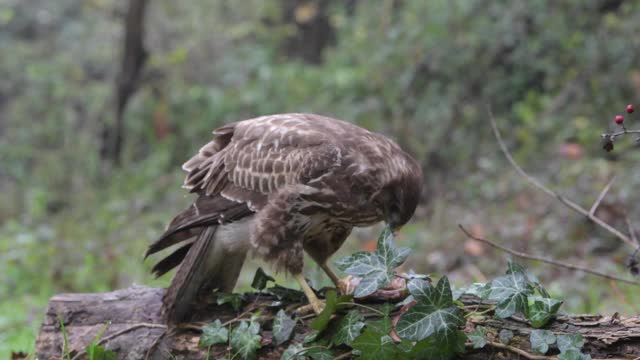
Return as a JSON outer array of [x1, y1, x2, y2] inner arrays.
[[609, 280, 640, 313], [625, 214, 639, 246], [488, 109, 637, 249], [144, 331, 167, 360], [608, 129, 640, 140], [334, 351, 353, 360], [477, 340, 555, 360], [458, 225, 640, 286], [71, 322, 167, 360], [589, 176, 616, 217]]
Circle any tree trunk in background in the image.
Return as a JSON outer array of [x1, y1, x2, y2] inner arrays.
[[35, 287, 640, 359], [101, 0, 149, 166], [277, 0, 340, 64]]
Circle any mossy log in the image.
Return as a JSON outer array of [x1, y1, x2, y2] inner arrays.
[[34, 286, 640, 359]]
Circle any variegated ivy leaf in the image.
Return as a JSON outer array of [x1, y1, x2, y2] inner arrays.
[[272, 310, 296, 345], [499, 329, 514, 344], [230, 320, 261, 360], [557, 333, 585, 353], [488, 269, 534, 318], [395, 276, 464, 342], [530, 329, 556, 354], [335, 226, 410, 298], [332, 310, 366, 346], [527, 296, 563, 328], [467, 326, 487, 349], [199, 319, 228, 347]]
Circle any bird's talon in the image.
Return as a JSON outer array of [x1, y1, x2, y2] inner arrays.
[[296, 299, 326, 316]]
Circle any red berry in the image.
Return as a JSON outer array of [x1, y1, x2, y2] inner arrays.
[[615, 115, 624, 124], [627, 104, 635, 114]]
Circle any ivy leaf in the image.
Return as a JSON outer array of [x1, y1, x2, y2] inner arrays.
[[376, 226, 411, 269], [499, 329, 514, 344], [273, 310, 296, 346], [530, 329, 556, 354], [351, 317, 409, 360], [335, 226, 410, 298], [199, 319, 229, 347], [85, 344, 118, 360], [453, 282, 490, 300], [467, 326, 487, 349], [488, 267, 533, 318], [557, 333, 585, 353], [506, 261, 527, 275], [333, 310, 366, 346], [280, 345, 333, 360], [230, 320, 261, 360], [409, 329, 466, 360], [558, 350, 592, 360], [217, 293, 244, 312], [280, 344, 305, 360], [395, 276, 464, 342], [527, 296, 563, 328], [306, 347, 334, 360], [309, 289, 352, 332], [251, 267, 275, 290]]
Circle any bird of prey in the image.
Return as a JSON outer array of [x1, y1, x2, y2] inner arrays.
[[145, 113, 423, 324]]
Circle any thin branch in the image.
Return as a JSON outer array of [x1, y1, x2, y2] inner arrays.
[[71, 322, 167, 360], [589, 176, 616, 217], [625, 214, 639, 246], [478, 340, 555, 360], [488, 109, 637, 249], [608, 129, 640, 140], [458, 225, 640, 287]]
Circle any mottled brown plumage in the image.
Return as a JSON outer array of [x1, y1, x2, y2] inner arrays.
[[146, 113, 423, 323]]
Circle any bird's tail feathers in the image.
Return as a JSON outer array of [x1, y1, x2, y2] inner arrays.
[[162, 225, 247, 324]]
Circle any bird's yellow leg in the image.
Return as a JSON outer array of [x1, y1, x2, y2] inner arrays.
[[293, 273, 325, 315], [320, 262, 340, 288]]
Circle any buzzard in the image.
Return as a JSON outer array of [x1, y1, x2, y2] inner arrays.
[[146, 113, 423, 323]]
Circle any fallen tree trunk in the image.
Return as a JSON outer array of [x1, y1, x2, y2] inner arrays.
[[35, 286, 640, 359]]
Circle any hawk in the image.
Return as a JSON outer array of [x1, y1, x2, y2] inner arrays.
[[146, 113, 423, 323]]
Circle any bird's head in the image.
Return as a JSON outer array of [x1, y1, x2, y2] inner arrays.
[[374, 157, 423, 231]]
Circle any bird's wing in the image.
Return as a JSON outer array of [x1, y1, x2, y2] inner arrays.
[[182, 114, 344, 211]]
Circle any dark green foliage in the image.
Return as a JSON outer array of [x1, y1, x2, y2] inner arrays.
[[351, 317, 407, 360], [251, 267, 275, 291], [216, 293, 245, 312], [407, 330, 466, 360], [332, 310, 366, 346], [85, 345, 118, 360], [527, 297, 563, 328], [309, 289, 352, 332], [86, 322, 118, 360]]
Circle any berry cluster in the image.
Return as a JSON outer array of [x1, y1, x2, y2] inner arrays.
[[602, 104, 637, 152], [614, 104, 634, 125]]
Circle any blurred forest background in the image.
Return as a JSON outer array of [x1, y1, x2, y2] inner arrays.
[[3, 0, 640, 356]]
